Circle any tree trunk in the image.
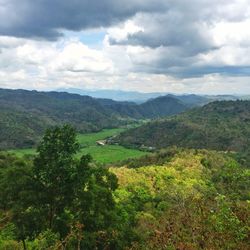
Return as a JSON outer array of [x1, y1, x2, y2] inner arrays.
[[22, 239, 27, 250], [78, 239, 81, 250], [49, 204, 54, 229]]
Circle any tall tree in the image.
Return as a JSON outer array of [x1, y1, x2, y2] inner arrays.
[[0, 126, 125, 249], [33, 125, 121, 248], [33, 125, 80, 233]]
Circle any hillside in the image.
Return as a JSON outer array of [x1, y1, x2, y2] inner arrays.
[[99, 95, 188, 119], [139, 95, 187, 118], [170, 94, 210, 107], [0, 89, 125, 149], [116, 100, 250, 152], [0, 89, 188, 149], [1, 146, 249, 249], [111, 148, 249, 249]]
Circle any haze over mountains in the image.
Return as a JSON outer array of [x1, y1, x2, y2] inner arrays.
[[57, 88, 164, 103], [57, 88, 248, 104]]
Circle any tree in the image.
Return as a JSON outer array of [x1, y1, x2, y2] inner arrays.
[[0, 154, 42, 250], [73, 159, 119, 249], [32, 125, 121, 249], [33, 125, 80, 234]]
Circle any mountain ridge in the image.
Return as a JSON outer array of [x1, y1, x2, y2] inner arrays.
[[0, 88, 188, 149], [116, 100, 250, 152]]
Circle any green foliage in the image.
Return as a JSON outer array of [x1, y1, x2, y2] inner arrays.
[[211, 160, 250, 200], [0, 125, 129, 249], [111, 149, 250, 249], [138, 95, 187, 118], [117, 100, 250, 153], [33, 125, 81, 233], [210, 195, 248, 248], [117, 147, 181, 168], [1, 126, 249, 249], [28, 230, 60, 250]]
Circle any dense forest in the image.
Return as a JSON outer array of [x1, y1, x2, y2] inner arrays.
[[0, 89, 189, 149], [117, 100, 250, 152], [0, 126, 249, 249]]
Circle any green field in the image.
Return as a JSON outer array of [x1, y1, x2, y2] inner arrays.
[[8, 148, 37, 158], [77, 128, 125, 146], [8, 128, 147, 164]]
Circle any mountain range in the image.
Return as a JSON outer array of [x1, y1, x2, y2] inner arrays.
[[0, 88, 189, 149], [57, 88, 163, 103], [57, 88, 249, 103], [2, 88, 249, 150]]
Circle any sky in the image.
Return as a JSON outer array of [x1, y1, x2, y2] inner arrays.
[[0, 0, 250, 94]]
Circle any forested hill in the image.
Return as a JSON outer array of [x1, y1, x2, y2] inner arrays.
[[139, 95, 187, 118], [99, 95, 188, 119], [117, 100, 250, 152], [0, 89, 120, 149], [0, 88, 188, 149]]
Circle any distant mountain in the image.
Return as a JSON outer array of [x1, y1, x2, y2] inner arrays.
[[0, 89, 189, 149], [139, 95, 187, 118], [210, 94, 250, 101], [57, 88, 164, 103], [99, 95, 188, 119], [241, 95, 250, 100], [204, 95, 240, 101], [57, 88, 219, 106], [170, 94, 210, 107], [117, 100, 250, 152]]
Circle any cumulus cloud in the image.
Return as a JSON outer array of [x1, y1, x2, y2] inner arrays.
[[0, 0, 250, 93], [0, 0, 164, 40], [0, 36, 116, 90], [48, 41, 114, 73], [106, 0, 250, 77]]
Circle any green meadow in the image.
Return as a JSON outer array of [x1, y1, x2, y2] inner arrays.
[[8, 128, 147, 164]]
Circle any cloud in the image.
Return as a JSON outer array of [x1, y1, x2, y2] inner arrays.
[[0, 0, 250, 93], [48, 41, 114, 73], [0, 0, 164, 40], [0, 36, 116, 90], [105, 0, 250, 77]]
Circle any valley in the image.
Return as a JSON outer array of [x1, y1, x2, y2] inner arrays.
[[0, 88, 190, 149], [8, 128, 148, 164]]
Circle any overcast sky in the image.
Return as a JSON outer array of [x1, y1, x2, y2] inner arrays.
[[0, 0, 250, 94]]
